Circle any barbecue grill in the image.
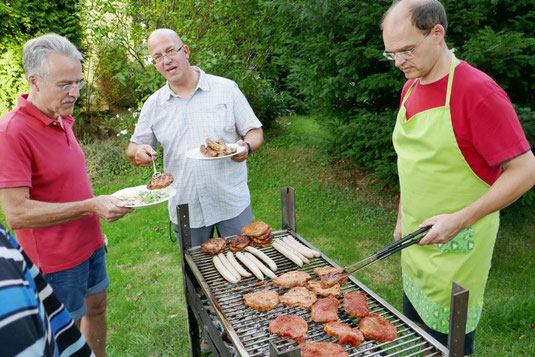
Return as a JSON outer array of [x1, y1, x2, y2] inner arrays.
[[176, 187, 465, 356]]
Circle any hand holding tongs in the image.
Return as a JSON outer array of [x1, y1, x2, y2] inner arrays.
[[321, 226, 431, 288]]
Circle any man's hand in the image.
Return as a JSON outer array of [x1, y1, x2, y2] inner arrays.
[[127, 143, 156, 166], [417, 213, 464, 245], [231, 139, 249, 162], [91, 195, 133, 222]]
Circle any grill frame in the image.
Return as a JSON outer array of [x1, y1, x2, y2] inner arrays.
[[176, 187, 451, 356]]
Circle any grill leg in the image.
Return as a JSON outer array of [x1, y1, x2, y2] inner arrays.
[[281, 187, 296, 232], [448, 282, 469, 357]]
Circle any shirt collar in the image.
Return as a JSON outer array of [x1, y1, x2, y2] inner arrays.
[[17, 94, 74, 127], [163, 66, 211, 100]]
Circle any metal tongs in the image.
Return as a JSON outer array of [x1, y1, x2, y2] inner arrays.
[[321, 226, 431, 287]]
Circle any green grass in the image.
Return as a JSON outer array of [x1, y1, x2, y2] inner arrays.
[[1, 115, 534, 356]]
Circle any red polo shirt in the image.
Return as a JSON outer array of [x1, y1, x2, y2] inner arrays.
[[0, 95, 104, 273]]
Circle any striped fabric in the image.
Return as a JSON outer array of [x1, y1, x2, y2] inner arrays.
[[0, 223, 93, 357]]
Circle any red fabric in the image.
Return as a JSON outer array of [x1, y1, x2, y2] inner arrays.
[[400, 61, 530, 185], [0, 95, 103, 273]]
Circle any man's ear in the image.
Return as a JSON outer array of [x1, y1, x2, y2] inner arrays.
[[28, 74, 40, 91], [183, 45, 190, 60]]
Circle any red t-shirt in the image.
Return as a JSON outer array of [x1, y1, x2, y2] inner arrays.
[[0, 95, 104, 273], [400, 61, 530, 185]]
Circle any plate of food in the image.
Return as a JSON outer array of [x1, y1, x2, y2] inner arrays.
[[186, 138, 245, 160], [112, 185, 176, 209]]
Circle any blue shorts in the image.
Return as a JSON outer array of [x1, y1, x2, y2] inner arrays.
[[403, 293, 475, 355], [43, 246, 109, 321]]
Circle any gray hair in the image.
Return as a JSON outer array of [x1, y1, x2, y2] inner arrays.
[[23, 33, 83, 79], [382, 0, 448, 35]]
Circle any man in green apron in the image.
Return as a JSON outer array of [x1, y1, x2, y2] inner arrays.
[[381, 0, 535, 354]]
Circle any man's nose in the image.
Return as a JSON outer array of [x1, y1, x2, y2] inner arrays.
[[394, 55, 407, 67]]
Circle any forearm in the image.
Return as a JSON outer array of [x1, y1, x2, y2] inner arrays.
[[243, 128, 264, 152]]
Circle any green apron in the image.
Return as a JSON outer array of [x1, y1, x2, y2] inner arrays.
[[392, 53, 499, 334]]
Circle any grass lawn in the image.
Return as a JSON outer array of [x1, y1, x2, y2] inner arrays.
[[1, 115, 534, 356]]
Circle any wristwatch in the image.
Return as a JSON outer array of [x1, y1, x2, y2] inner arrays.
[[245, 141, 252, 155]]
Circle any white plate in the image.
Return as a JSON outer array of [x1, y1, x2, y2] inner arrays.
[[112, 185, 176, 209], [185, 143, 245, 160]]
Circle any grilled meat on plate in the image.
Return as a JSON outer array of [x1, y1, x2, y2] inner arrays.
[[359, 313, 397, 343], [311, 297, 339, 323], [280, 287, 317, 310], [273, 270, 311, 289], [307, 280, 341, 298], [324, 321, 365, 347], [146, 172, 174, 190], [343, 291, 369, 318], [243, 289, 279, 312], [298, 342, 348, 357], [200, 237, 227, 255], [268, 314, 308, 342]]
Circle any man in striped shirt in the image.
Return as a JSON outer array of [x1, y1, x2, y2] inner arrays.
[[0, 222, 93, 356]]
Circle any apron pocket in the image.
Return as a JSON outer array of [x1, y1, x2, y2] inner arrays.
[[435, 226, 474, 253]]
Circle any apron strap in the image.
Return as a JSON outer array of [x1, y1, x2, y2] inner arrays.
[[444, 52, 457, 106]]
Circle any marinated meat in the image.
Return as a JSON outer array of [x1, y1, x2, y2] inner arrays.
[[324, 321, 364, 347], [359, 313, 397, 343], [273, 270, 311, 289], [313, 266, 340, 277], [200, 144, 217, 157], [200, 237, 227, 255], [311, 297, 339, 323], [268, 314, 308, 342], [319, 268, 348, 289], [229, 235, 251, 252], [241, 221, 271, 237], [306, 280, 341, 298], [343, 291, 369, 318], [280, 287, 317, 310], [243, 289, 279, 312], [201, 138, 237, 157], [298, 342, 348, 357], [146, 172, 174, 190], [206, 138, 227, 152]]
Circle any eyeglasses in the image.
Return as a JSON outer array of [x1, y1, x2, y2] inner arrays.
[[59, 81, 86, 93], [152, 45, 184, 65], [383, 34, 429, 61]]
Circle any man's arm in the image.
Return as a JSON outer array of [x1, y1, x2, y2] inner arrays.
[[0, 187, 132, 230], [419, 150, 535, 245], [232, 127, 264, 162], [126, 142, 157, 166]]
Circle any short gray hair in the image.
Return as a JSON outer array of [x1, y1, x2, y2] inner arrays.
[[23, 33, 83, 79]]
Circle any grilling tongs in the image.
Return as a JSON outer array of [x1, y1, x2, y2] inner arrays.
[[320, 226, 431, 288]]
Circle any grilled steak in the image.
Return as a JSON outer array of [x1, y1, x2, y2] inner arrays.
[[280, 287, 317, 310], [313, 266, 340, 277], [343, 291, 369, 318], [359, 313, 397, 343], [306, 280, 341, 298], [273, 270, 311, 289], [311, 297, 339, 323], [241, 221, 271, 237], [324, 321, 365, 347], [200, 237, 227, 255], [243, 289, 279, 312], [268, 314, 308, 342], [319, 268, 348, 288], [229, 235, 251, 252], [146, 172, 174, 190], [298, 342, 348, 357]]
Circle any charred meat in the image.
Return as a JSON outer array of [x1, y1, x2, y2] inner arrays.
[[306, 280, 341, 298], [146, 172, 174, 190], [200, 237, 227, 255], [229, 235, 251, 252]]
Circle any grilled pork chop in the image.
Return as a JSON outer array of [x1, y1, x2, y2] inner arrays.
[[307, 280, 341, 298], [343, 291, 369, 318], [229, 235, 251, 252], [311, 297, 339, 323], [359, 313, 397, 343], [146, 172, 174, 190], [273, 270, 311, 289], [280, 287, 317, 310], [200, 237, 227, 255], [268, 314, 308, 342], [241, 221, 271, 237], [243, 289, 279, 312], [324, 321, 365, 347], [298, 342, 348, 357], [319, 268, 348, 288]]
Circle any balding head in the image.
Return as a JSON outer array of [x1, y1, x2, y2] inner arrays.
[[147, 29, 183, 53], [382, 0, 447, 36]]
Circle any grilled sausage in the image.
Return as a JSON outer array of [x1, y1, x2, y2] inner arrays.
[[236, 252, 264, 281], [218, 253, 241, 281], [245, 246, 278, 271], [244, 252, 277, 279], [226, 251, 252, 277], [213, 256, 239, 284], [273, 241, 303, 267]]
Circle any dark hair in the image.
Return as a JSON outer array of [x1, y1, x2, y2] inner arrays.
[[382, 0, 448, 35]]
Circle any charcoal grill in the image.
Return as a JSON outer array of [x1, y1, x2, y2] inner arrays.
[[176, 187, 464, 356]]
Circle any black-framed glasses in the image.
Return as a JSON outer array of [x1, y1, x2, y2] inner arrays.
[[59, 80, 86, 93], [383, 34, 429, 61], [152, 45, 184, 65]]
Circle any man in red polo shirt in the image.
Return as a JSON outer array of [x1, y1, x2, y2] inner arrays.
[[0, 34, 131, 356]]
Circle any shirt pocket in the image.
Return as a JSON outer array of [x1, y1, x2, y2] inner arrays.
[[435, 226, 475, 253]]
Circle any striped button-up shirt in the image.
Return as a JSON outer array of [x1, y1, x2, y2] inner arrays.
[[131, 67, 262, 227]]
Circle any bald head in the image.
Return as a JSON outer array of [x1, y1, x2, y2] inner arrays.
[[382, 0, 447, 35], [147, 29, 183, 52]]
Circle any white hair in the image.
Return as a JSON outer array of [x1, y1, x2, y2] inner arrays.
[[22, 33, 83, 80]]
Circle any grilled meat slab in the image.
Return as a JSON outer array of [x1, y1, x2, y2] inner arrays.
[[243, 289, 279, 312], [311, 297, 339, 323], [146, 172, 174, 190], [319, 268, 348, 288], [298, 342, 348, 357], [229, 235, 251, 252], [241, 221, 271, 237], [268, 314, 308, 342], [307, 280, 341, 298], [324, 321, 365, 347], [343, 291, 369, 318], [200, 238, 227, 255], [280, 287, 317, 310], [273, 270, 311, 289], [359, 313, 397, 343]]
